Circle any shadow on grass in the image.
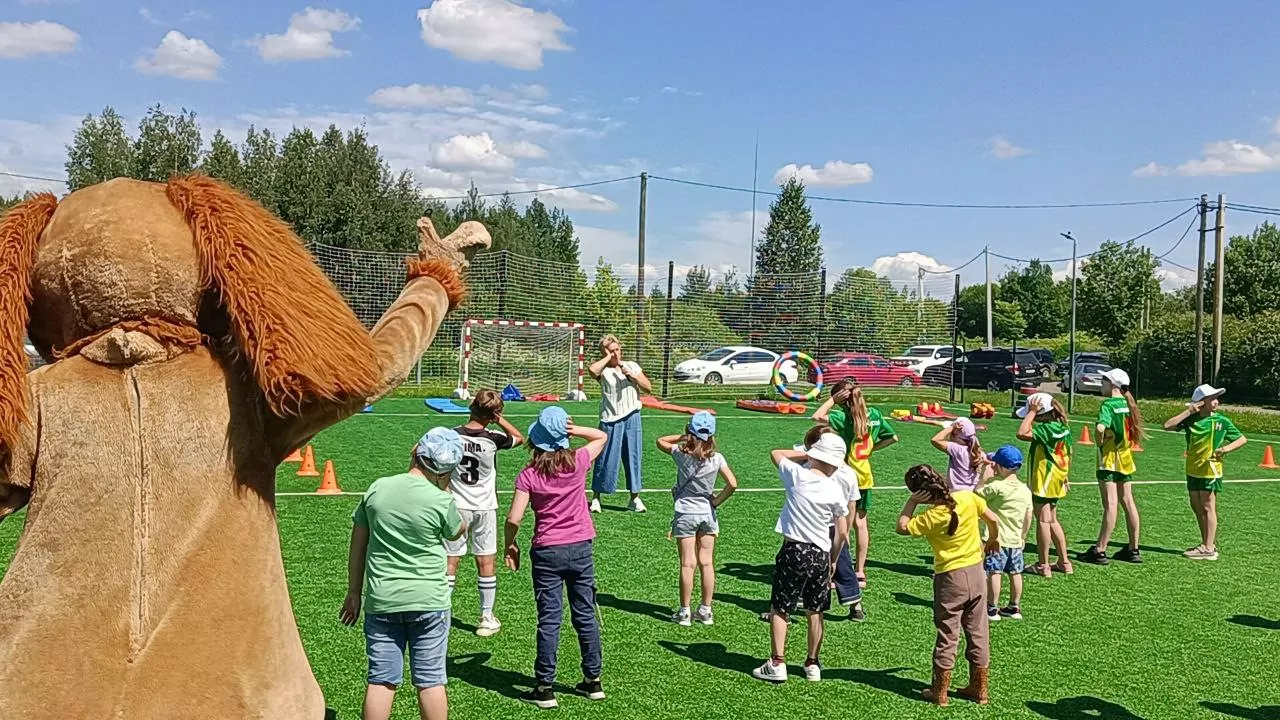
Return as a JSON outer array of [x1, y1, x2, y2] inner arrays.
[[451, 617, 478, 634], [658, 640, 758, 675], [892, 591, 932, 609], [1072, 539, 1182, 556], [719, 562, 774, 586], [447, 652, 550, 700], [823, 667, 928, 702], [866, 558, 933, 578], [595, 591, 671, 621], [1199, 701, 1280, 719], [1227, 614, 1280, 630], [1027, 696, 1147, 719], [713, 591, 771, 617]]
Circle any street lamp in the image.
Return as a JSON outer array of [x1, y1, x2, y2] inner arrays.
[[1061, 231, 1077, 414]]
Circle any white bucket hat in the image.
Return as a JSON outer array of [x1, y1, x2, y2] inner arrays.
[[806, 432, 848, 467], [1016, 392, 1055, 418]]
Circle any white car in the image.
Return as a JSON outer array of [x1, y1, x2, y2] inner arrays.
[[673, 346, 799, 386], [889, 344, 962, 376]]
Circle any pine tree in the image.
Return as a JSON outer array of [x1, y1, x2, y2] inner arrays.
[[201, 130, 246, 188], [755, 176, 823, 275], [241, 126, 280, 213]]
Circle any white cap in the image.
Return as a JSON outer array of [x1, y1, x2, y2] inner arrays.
[[1190, 384, 1226, 405], [1016, 392, 1055, 418], [1100, 368, 1130, 388], [806, 432, 848, 467]]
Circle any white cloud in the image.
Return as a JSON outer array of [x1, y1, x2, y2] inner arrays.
[[1156, 264, 1197, 292], [513, 83, 549, 101], [1132, 161, 1170, 178], [134, 31, 223, 81], [368, 84, 475, 108], [251, 7, 359, 62], [432, 132, 515, 171], [505, 140, 548, 159], [0, 115, 80, 196], [140, 7, 212, 26], [988, 136, 1028, 159], [1052, 258, 1086, 283], [1175, 139, 1280, 176], [661, 85, 678, 93], [417, 0, 571, 70], [866, 251, 951, 287], [774, 160, 874, 187], [0, 21, 79, 58], [140, 7, 163, 25]]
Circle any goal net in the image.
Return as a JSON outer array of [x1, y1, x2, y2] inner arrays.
[[459, 319, 587, 400]]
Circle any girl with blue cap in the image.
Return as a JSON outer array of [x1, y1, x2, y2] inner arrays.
[[656, 411, 739, 626]]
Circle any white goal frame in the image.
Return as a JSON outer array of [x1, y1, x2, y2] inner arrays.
[[457, 319, 587, 400]]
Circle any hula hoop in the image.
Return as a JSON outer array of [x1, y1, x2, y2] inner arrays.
[[773, 351, 822, 402]]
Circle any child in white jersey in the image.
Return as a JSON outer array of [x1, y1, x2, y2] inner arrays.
[[656, 411, 738, 626]]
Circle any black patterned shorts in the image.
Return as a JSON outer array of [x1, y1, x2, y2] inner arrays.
[[769, 540, 831, 616]]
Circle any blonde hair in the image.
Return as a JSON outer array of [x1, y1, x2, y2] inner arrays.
[[679, 434, 717, 461], [469, 389, 504, 424], [599, 334, 620, 353], [831, 378, 870, 441]]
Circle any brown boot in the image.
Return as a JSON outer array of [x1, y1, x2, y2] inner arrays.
[[954, 663, 989, 704], [921, 665, 951, 706]]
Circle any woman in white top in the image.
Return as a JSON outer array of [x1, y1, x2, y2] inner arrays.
[[588, 334, 653, 513]]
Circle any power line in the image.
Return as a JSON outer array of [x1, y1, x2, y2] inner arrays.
[[920, 248, 984, 275], [1225, 203, 1280, 218], [1155, 211, 1200, 260], [647, 174, 1198, 209], [0, 170, 66, 184], [990, 203, 1198, 264]]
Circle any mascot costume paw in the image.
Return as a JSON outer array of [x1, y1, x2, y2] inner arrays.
[[0, 175, 489, 719]]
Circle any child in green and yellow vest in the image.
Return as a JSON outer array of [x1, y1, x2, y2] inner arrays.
[[1080, 368, 1146, 566], [1015, 392, 1072, 578], [1163, 384, 1247, 562], [814, 378, 898, 589]]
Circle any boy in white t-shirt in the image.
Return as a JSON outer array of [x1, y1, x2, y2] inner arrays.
[[446, 389, 524, 637], [753, 432, 850, 685]]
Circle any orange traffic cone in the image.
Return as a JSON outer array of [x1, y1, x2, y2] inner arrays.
[[1077, 425, 1094, 446], [296, 445, 321, 477], [1260, 445, 1280, 470], [316, 460, 342, 494], [932, 402, 944, 416], [917, 402, 929, 417], [284, 447, 303, 463]]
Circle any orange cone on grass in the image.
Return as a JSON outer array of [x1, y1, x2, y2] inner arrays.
[[316, 460, 343, 495], [1077, 425, 1093, 446], [296, 445, 321, 477], [284, 447, 303, 463], [1261, 445, 1280, 470]]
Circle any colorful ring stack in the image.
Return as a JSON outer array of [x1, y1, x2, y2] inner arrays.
[[772, 351, 822, 402]]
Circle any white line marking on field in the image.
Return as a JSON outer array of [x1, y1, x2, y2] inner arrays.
[[276, 477, 1280, 497]]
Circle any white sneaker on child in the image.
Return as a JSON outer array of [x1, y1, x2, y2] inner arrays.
[[693, 606, 714, 625], [803, 662, 821, 682], [671, 608, 692, 627], [629, 497, 647, 513], [590, 498, 602, 513], [752, 660, 788, 683], [476, 613, 502, 637]]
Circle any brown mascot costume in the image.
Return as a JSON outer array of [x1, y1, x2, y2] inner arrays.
[[0, 175, 489, 719]]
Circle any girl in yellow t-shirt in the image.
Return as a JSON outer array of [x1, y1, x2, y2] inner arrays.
[[896, 464, 1000, 707], [1015, 392, 1073, 578]]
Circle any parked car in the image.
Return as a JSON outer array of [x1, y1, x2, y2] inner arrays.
[[889, 344, 963, 375], [1062, 362, 1112, 395], [811, 352, 921, 387], [1022, 348, 1057, 377], [1064, 351, 1108, 367], [673, 346, 799, 385], [922, 348, 1044, 391]]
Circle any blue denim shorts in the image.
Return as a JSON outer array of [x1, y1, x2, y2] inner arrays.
[[984, 547, 1025, 575], [365, 610, 450, 688]]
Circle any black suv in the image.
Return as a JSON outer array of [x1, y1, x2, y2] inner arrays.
[[923, 348, 1044, 391], [1023, 348, 1057, 377]]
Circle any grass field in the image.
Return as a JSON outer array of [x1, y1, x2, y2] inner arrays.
[[3, 398, 1280, 719]]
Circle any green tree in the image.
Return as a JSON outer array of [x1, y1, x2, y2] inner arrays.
[[992, 299, 1027, 340], [65, 107, 135, 191], [956, 283, 992, 340], [1077, 240, 1161, 346], [1206, 221, 1280, 317], [453, 182, 487, 224], [241, 126, 280, 213], [274, 127, 324, 241], [544, 207, 580, 265], [131, 105, 202, 182], [1, 194, 21, 213], [680, 266, 712, 300], [755, 176, 823, 274], [584, 258, 631, 342], [999, 260, 1065, 337], [201, 130, 246, 188], [484, 193, 527, 256]]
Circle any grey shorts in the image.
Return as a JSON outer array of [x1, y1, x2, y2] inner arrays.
[[671, 511, 719, 538], [365, 610, 450, 688], [444, 509, 498, 557]]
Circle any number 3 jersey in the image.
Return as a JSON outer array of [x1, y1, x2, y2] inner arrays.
[[451, 426, 516, 512]]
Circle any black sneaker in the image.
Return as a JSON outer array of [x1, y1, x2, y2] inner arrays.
[[520, 686, 558, 709], [999, 605, 1023, 620], [1079, 546, 1110, 565], [575, 679, 606, 701], [1113, 546, 1143, 564], [849, 602, 866, 622]]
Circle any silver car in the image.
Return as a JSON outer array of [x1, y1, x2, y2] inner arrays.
[[1063, 362, 1111, 395]]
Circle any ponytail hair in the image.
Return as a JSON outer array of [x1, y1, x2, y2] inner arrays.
[[904, 464, 959, 536], [968, 434, 986, 473], [1122, 388, 1146, 443], [830, 377, 869, 441], [1045, 397, 1069, 425]]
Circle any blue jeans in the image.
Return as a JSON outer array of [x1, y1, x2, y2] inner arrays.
[[531, 541, 603, 686], [831, 527, 862, 606], [592, 410, 643, 494], [364, 610, 450, 688]]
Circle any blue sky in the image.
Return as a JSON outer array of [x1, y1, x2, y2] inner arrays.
[[4, 0, 1280, 294]]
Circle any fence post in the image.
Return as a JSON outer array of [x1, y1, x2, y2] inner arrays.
[[817, 268, 828, 358], [497, 251, 508, 320], [662, 261, 675, 398], [950, 273, 961, 404]]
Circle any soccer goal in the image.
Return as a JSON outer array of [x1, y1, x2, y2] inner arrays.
[[456, 319, 588, 401]]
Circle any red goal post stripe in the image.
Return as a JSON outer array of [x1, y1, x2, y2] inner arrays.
[[464, 319, 585, 330]]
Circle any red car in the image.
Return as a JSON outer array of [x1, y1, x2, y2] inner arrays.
[[810, 352, 921, 387]]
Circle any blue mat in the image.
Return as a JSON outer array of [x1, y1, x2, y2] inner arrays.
[[425, 398, 470, 414]]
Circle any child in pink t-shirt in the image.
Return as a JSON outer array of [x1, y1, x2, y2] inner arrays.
[[504, 406, 608, 710]]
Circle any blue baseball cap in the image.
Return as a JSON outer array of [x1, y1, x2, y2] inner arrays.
[[687, 411, 716, 440], [988, 444, 1024, 470], [529, 406, 571, 451], [415, 427, 464, 474]]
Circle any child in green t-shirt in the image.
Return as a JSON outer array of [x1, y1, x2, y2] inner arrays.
[[1015, 392, 1073, 578], [978, 446, 1033, 621], [1163, 385, 1247, 561]]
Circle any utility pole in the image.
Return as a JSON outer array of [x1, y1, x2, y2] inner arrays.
[[917, 267, 925, 342], [1212, 193, 1226, 385], [984, 246, 993, 347], [1195, 194, 1208, 385], [1062, 231, 1078, 413], [635, 172, 648, 359], [749, 135, 759, 276]]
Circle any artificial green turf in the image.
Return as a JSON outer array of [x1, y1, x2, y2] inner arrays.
[[3, 400, 1280, 720]]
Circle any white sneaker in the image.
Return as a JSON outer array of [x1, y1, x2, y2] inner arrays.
[[693, 606, 714, 625], [803, 663, 821, 682], [476, 613, 502, 637], [671, 608, 691, 627], [590, 498, 602, 513], [629, 497, 647, 513], [752, 660, 787, 683]]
